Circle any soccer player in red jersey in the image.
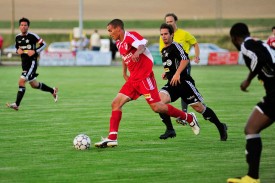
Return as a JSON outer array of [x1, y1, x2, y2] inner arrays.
[[94, 19, 200, 148], [267, 26, 275, 49]]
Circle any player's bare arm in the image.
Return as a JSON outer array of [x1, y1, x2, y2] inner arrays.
[[240, 71, 257, 92], [132, 45, 146, 62], [122, 61, 129, 81], [170, 60, 189, 86], [193, 43, 200, 63]]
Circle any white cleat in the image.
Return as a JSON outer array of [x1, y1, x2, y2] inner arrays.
[[6, 103, 19, 111], [94, 137, 118, 148], [189, 112, 200, 135]]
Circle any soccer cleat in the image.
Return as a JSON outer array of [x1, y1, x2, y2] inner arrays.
[[159, 129, 176, 139], [219, 123, 228, 141], [52, 87, 58, 102], [189, 112, 200, 135], [94, 137, 118, 148], [6, 103, 19, 111], [175, 117, 188, 126], [227, 175, 260, 183]]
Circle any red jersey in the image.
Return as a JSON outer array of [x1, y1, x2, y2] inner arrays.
[[116, 31, 154, 81], [267, 35, 275, 49]]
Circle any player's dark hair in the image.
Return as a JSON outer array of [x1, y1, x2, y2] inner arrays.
[[19, 17, 30, 26], [165, 13, 178, 22], [272, 26, 275, 31], [108, 19, 124, 30], [160, 23, 174, 35], [230, 22, 250, 37]]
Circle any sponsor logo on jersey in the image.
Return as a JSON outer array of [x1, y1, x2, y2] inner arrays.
[[164, 68, 170, 72], [27, 44, 32, 49], [122, 52, 133, 64], [124, 43, 128, 50], [143, 94, 154, 101], [166, 59, 172, 66], [187, 95, 195, 101]]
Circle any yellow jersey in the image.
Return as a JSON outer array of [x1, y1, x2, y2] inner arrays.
[[159, 28, 197, 54]]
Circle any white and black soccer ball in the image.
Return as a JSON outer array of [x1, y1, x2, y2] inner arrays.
[[73, 134, 91, 150]]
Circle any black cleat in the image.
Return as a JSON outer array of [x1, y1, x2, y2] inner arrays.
[[159, 129, 176, 139], [219, 123, 228, 141]]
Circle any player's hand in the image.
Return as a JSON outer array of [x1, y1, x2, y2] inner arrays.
[[131, 52, 140, 62], [123, 74, 129, 81], [162, 73, 167, 80], [170, 74, 180, 86], [17, 48, 24, 55], [240, 79, 250, 92], [27, 50, 35, 57], [194, 56, 200, 64]]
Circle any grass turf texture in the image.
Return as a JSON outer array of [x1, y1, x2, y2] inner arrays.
[[0, 65, 274, 183]]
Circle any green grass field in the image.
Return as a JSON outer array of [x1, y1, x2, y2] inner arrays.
[[0, 65, 274, 183]]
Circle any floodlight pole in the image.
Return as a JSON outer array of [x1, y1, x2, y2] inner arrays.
[[11, 0, 15, 36], [79, 0, 83, 50]]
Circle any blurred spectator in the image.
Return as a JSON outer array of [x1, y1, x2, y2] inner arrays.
[[90, 29, 101, 51], [71, 36, 89, 51], [267, 26, 275, 49], [0, 35, 3, 53], [109, 37, 117, 60]]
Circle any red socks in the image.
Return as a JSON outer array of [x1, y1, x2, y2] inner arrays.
[[108, 110, 122, 140], [166, 104, 193, 123]]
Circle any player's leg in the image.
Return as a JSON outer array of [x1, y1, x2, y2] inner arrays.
[[181, 99, 188, 112], [142, 76, 200, 135], [29, 79, 58, 102], [94, 93, 130, 148], [149, 101, 200, 135], [190, 102, 227, 141], [227, 107, 273, 183], [181, 80, 228, 140], [158, 91, 176, 139], [95, 81, 136, 148], [180, 62, 191, 113], [7, 76, 26, 110], [244, 107, 272, 181], [191, 102, 227, 141]]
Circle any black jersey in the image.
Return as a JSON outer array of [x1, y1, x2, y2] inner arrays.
[[15, 32, 46, 69], [241, 37, 275, 94], [161, 42, 193, 82]]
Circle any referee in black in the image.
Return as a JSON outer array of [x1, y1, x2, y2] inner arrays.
[[227, 23, 275, 183], [7, 17, 58, 111], [158, 23, 227, 141]]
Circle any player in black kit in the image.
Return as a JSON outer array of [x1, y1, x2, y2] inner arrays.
[[6, 17, 58, 111], [227, 23, 275, 183], [158, 23, 227, 141]]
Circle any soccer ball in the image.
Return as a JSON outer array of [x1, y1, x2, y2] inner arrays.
[[73, 134, 91, 150]]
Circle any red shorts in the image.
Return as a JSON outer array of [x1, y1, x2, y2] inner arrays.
[[119, 73, 161, 104]]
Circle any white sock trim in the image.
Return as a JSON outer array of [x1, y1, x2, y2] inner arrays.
[[109, 132, 118, 135], [246, 134, 261, 140], [255, 106, 264, 114]]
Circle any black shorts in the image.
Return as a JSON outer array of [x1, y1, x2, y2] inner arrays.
[[257, 90, 275, 121], [160, 80, 204, 105], [21, 60, 38, 81]]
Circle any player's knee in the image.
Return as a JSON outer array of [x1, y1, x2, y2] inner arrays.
[[244, 125, 259, 135], [150, 104, 160, 113], [191, 104, 204, 113]]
